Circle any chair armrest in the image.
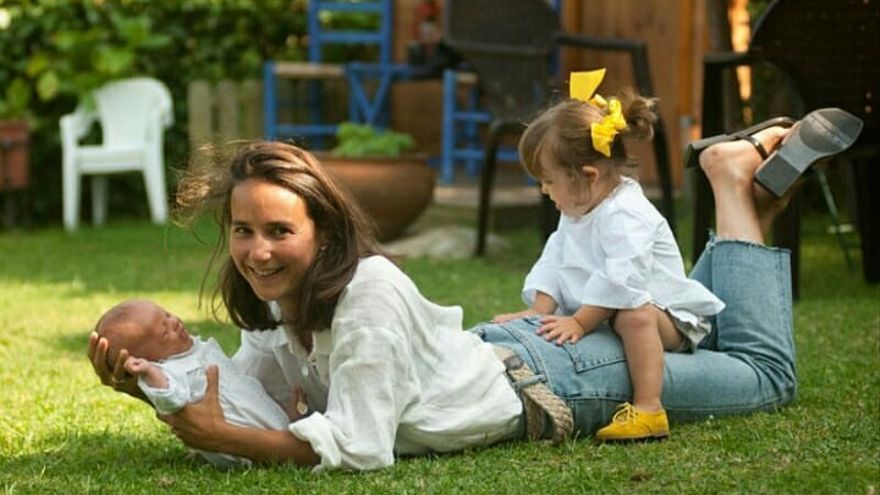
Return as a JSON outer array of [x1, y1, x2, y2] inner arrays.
[[556, 32, 643, 52], [446, 39, 550, 58], [159, 99, 174, 129], [703, 51, 755, 69], [59, 107, 96, 148], [556, 32, 655, 97], [144, 111, 167, 142], [700, 51, 759, 138]]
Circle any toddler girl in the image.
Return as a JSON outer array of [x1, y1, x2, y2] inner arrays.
[[494, 69, 725, 442]]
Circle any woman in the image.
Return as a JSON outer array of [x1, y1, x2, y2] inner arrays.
[[89, 125, 799, 471]]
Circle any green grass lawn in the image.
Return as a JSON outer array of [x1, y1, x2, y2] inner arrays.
[[0, 206, 877, 494]]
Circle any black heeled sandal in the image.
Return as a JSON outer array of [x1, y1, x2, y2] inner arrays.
[[683, 116, 796, 169], [754, 108, 863, 197]]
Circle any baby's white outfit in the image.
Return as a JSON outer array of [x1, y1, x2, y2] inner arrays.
[[523, 177, 725, 348], [138, 337, 289, 468]]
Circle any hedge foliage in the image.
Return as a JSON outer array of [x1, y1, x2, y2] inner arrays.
[[0, 0, 311, 224]]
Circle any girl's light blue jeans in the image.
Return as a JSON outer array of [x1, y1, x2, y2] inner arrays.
[[472, 237, 797, 435]]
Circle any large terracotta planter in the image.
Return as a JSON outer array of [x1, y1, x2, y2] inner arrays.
[[317, 153, 435, 241], [0, 119, 30, 191]]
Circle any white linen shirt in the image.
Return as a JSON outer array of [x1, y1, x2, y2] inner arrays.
[[523, 177, 724, 325], [232, 256, 522, 471], [138, 337, 290, 468]]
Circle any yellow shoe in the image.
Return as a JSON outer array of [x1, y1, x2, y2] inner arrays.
[[595, 403, 669, 442]]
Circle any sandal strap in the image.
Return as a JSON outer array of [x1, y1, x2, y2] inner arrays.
[[741, 133, 770, 159]]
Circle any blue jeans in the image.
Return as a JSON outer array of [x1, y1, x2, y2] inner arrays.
[[472, 238, 797, 435]]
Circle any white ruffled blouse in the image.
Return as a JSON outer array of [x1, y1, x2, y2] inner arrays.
[[523, 177, 725, 325], [232, 256, 522, 471]]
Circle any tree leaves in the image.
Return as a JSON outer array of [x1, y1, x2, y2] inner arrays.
[[0, 78, 31, 118], [35, 71, 59, 102]]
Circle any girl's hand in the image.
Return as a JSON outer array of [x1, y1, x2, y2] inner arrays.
[[537, 316, 586, 346], [492, 309, 539, 324], [159, 366, 227, 452], [87, 331, 142, 398]]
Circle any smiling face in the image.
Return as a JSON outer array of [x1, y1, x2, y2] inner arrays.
[[229, 178, 320, 314], [98, 299, 193, 362]]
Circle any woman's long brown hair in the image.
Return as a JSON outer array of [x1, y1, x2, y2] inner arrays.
[[175, 141, 381, 337]]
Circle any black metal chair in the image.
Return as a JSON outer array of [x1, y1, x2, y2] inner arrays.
[[693, 0, 880, 295], [443, 0, 675, 256]]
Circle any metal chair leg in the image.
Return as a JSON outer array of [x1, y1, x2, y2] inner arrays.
[[816, 168, 854, 271], [475, 119, 507, 256]]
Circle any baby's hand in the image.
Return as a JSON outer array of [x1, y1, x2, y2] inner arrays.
[[492, 309, 539, 324], [124, 357, 151, 376], [536, 315, 586, 346], [124, 357, 168, 389]]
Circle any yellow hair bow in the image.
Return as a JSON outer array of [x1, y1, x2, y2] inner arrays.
[[570, 69, 628, 157]]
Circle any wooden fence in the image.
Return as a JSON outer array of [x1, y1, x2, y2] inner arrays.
[[187, 79, 263, 152]]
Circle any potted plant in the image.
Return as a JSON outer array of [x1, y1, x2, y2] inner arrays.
[[0, 77, 31, 195], [318, 122, 435, 241]]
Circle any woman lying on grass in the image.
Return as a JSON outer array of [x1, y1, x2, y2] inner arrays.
[[87, 105, 859, 470]]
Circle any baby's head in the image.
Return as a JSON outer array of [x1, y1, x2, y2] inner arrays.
[[518, 90, 657, 216], [95, 299, 193, 366]]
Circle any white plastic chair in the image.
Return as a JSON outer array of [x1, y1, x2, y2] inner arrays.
[[60, 77, 173, 230]]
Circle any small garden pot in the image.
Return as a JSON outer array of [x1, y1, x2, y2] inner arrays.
[[0, 119, 30, 191], [316, 153, 435, 241]]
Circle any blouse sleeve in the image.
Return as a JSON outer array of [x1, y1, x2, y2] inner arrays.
[[138, 367, 191, 415], [580, 207, 657, 309], [288, 298, 417, 471], [522, 229, 563, 307]]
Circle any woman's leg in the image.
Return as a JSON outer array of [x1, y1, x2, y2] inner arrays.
[[691, 126, 795, 350], [664, 126, 798, 418], [698, 126, 794, 242]]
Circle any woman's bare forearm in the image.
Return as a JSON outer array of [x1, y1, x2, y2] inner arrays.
[[212, 422, 321, 467]]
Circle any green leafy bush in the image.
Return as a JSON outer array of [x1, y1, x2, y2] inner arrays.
[[0, 1, 309, 223], [332, 122, 416, 158]]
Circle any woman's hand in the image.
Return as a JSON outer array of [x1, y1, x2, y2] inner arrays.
[[87, 331, 144, 399], [492, 309, 539, 324], [537, 315, 587, 346], [159, 366, 227, 452]]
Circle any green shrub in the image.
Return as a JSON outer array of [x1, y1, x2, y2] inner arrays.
[[0, 1, 309, 224]]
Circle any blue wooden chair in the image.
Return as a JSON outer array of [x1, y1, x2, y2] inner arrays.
[[263, 0, 393, 146]]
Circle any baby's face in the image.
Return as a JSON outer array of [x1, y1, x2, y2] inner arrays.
[[112, 300, 193, 361]]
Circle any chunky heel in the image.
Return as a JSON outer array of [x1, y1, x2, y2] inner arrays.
[[755, 108, 864, 197]]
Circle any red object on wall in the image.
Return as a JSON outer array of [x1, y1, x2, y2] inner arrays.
[[412, 0, 440, 55], [413, 0, 439, 39], [0, 120, 29, 191]]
